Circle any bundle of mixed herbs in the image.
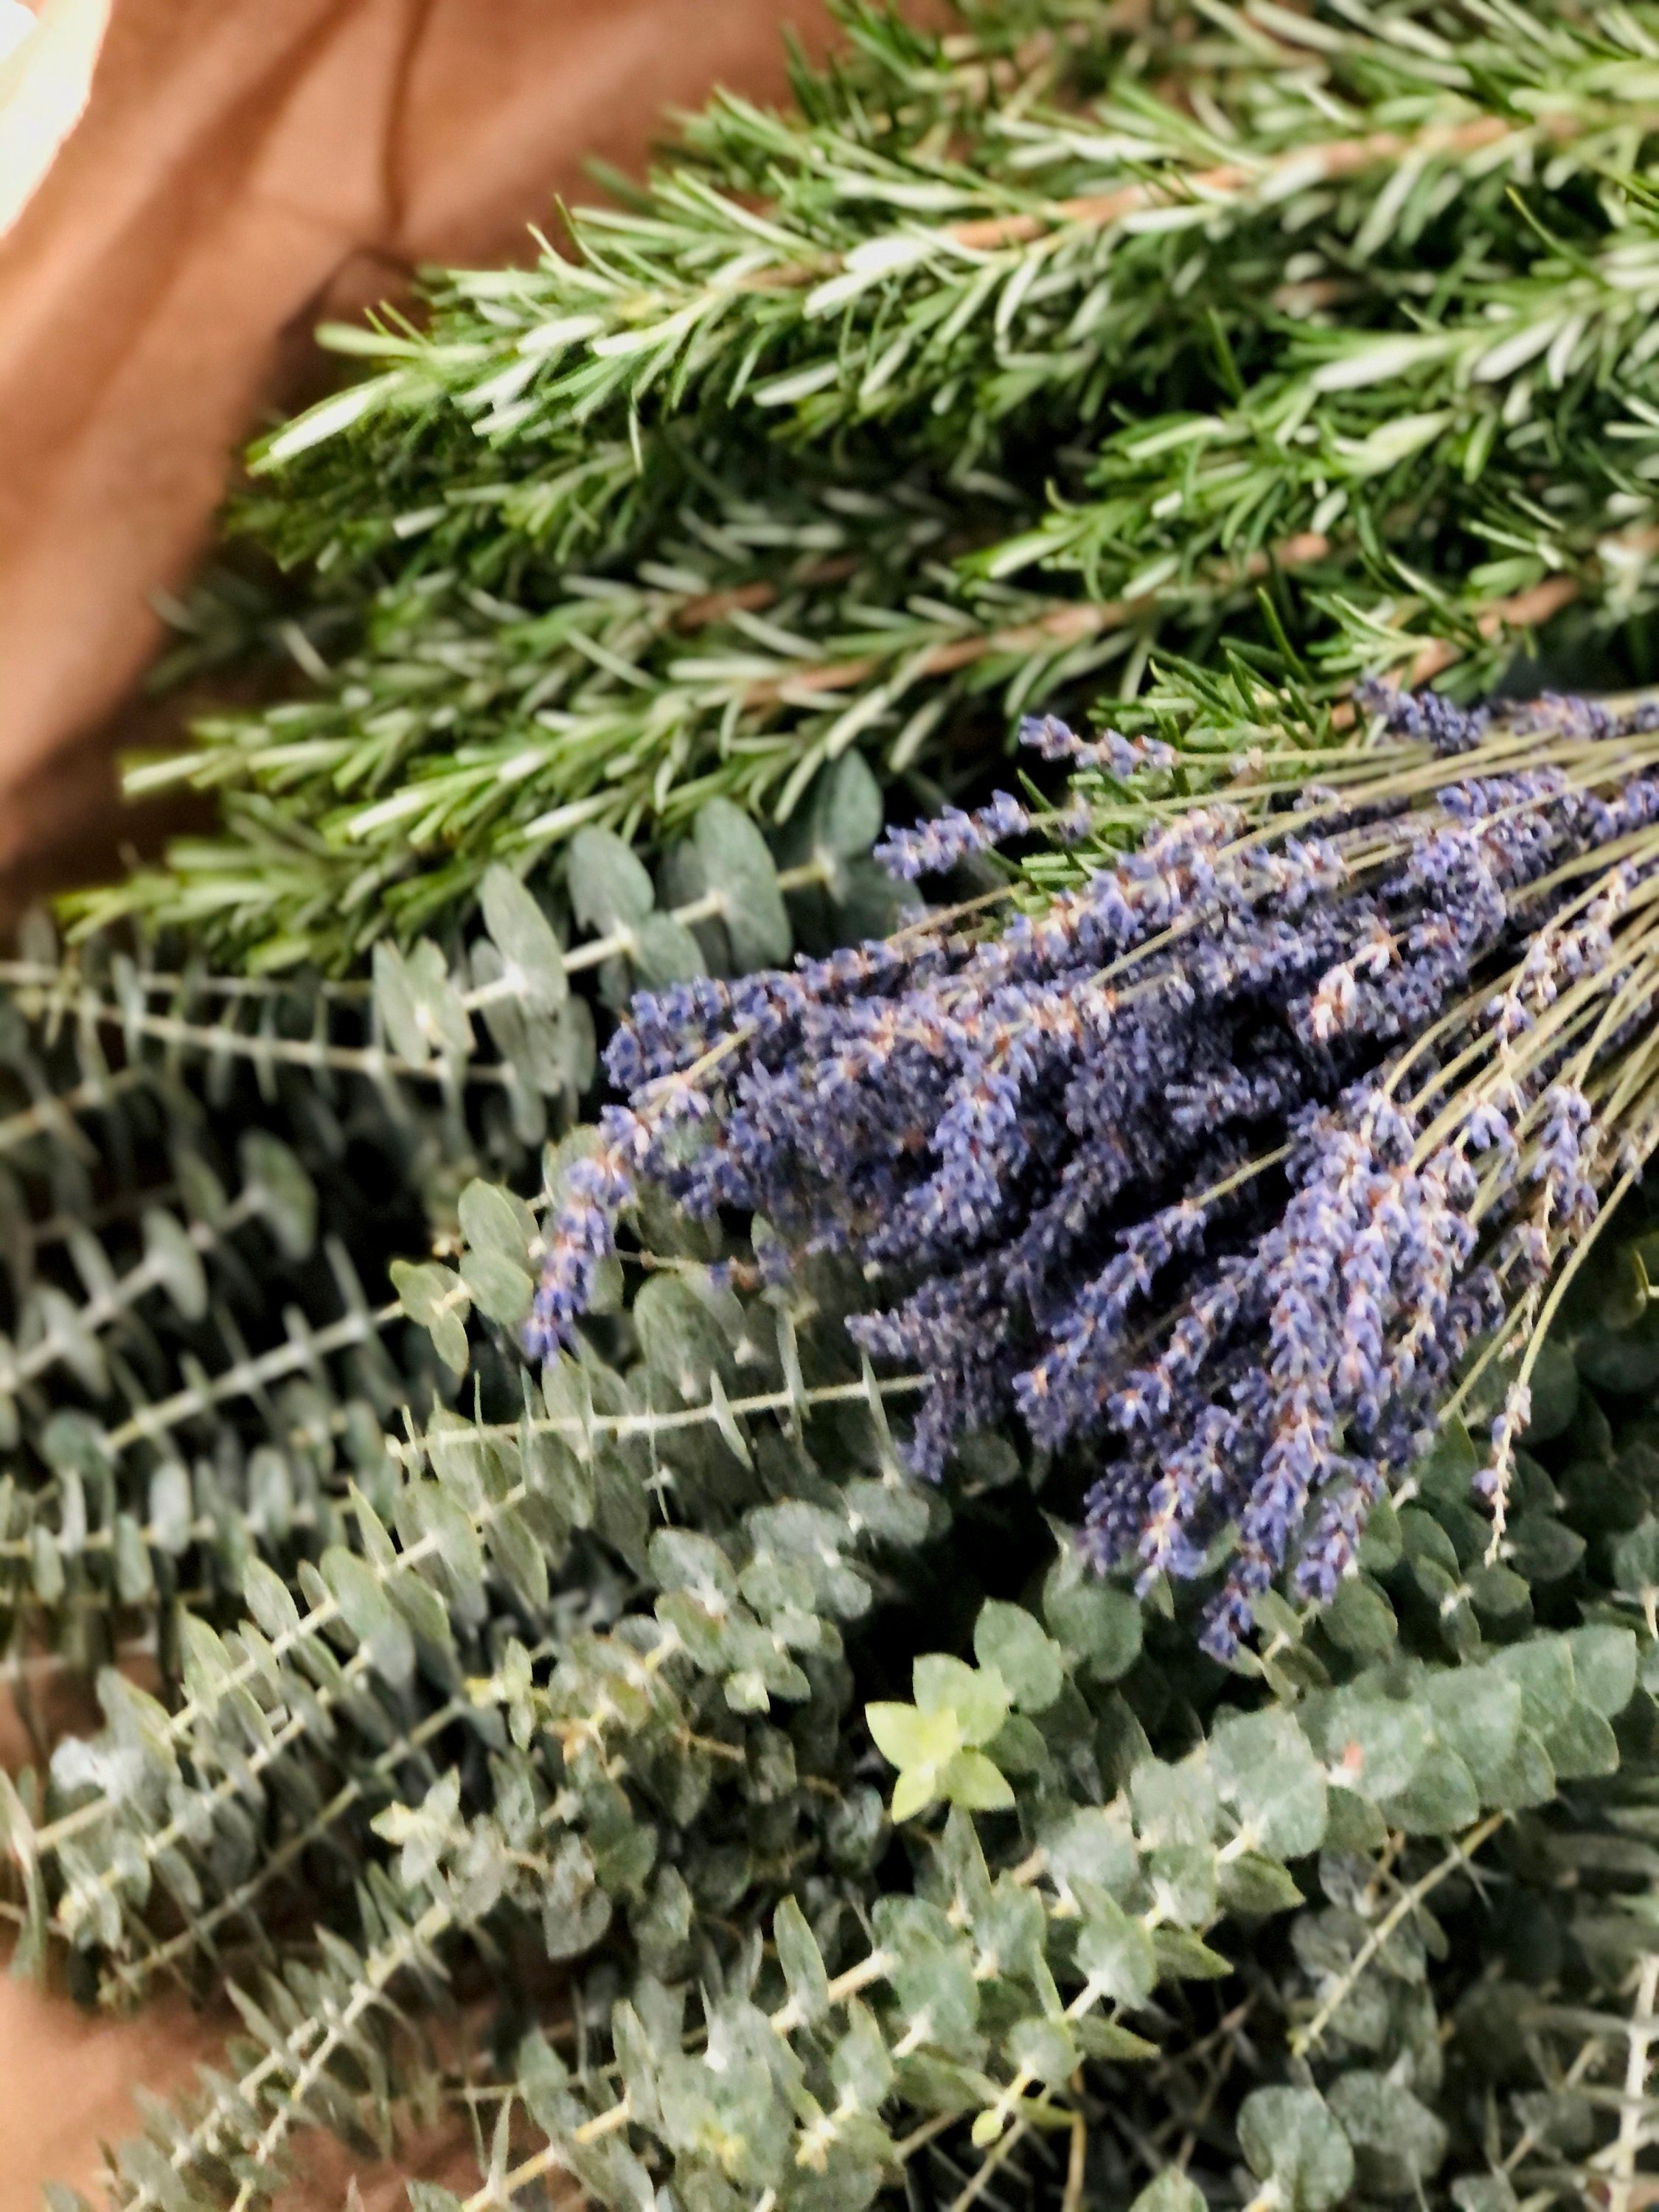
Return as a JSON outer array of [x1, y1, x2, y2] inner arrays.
[[14, 1, 1659, 2208]]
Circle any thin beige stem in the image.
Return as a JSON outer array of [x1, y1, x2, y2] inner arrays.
[[1607, 1953, 1659, 2212], [1291, 1813, 1506, 2056]]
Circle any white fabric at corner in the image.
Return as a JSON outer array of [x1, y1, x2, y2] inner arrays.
[[0, 0, 111, 240]]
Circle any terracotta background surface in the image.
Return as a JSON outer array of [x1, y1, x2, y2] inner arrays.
[[0, 0, 832, 915], [0, 0, 824, 2200]]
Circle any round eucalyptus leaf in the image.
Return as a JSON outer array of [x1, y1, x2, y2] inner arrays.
[[1238, 2088, 1354, 2212], [460, 1246, 535, 1328], [568, 827, 655, 936], [459, 1177, 535, 1268], [480, 863, 568, 1009], [143, 1208, 208, 1321], [1521, 1336, 1580, 1437], [973, 1599, 1064, 1713], [633, 911, 707, 989], [694, 799, 793, 970], [241, 1133, 318, 1261], [809, 751, 884, 860]]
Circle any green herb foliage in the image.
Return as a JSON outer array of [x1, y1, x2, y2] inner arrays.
[[77, 0, 1659, 968]]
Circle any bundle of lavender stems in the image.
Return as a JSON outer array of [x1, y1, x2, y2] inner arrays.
[[529, 685, 1659, 1655]]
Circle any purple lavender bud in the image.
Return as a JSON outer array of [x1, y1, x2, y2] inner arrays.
[[1018, 714, 1176, 776], [874, 792, 1032, 881], [1355, 677, 1492, 756], [524, 1107, 645, 1363]]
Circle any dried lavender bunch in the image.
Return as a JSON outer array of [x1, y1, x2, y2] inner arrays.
[[526, 689, 1659, 1653]]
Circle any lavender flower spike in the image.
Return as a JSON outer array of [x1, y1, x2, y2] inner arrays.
[[874, 792, 1031, 881], [1018, 713, 1175, 776], [524, 1107, 646, 1364]]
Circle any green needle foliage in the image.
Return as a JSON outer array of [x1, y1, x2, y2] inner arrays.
[[226, 0, 1659, 585], [74, 0, 1659, 969]]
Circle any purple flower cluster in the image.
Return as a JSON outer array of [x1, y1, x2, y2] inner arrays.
[[1080, 1088, 1515, 1652], [528, 1107, 647, 1358], [1360, 678, 1659, 756], [1020, 712, 1176, 778], [874, 792, 1032, 882], [528, 689, 1659, 1652], [871, 716, 1178, 881]]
